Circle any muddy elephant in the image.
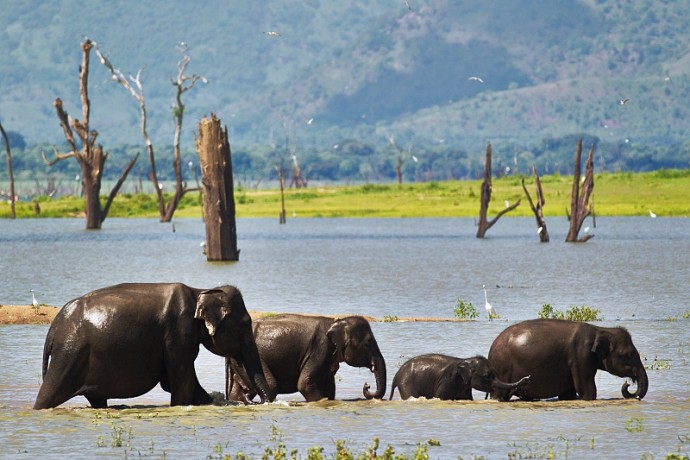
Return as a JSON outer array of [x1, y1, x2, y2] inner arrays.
[[488, 319, 648, 401], [389, 354, 529, 400], [34, 283, 272, 409], [226, 314, 386, 402]]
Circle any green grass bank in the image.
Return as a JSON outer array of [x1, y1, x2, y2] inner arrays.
[[2, 170, 689, 219]]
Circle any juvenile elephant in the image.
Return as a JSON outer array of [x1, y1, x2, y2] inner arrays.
[[389, 354, 529, 400], [488, 319, 648, 401], [34, 283, 272, 409], [226, 314, 386, 402]]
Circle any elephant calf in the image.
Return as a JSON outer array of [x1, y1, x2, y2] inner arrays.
[[488, 319, 649, 401], [226, 314, 386, 402], [390, 354, 529, 401]]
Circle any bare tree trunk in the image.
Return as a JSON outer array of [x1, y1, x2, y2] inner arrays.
[[95, 42, 206, 223], [476, 142, 520, 238], [196, 114, 239, 261], [277, 162, 286, 224], [522, 163, 549, 242], [565, 140, 595, 242], [42, 39, 137, 230], [0, 122, 16, 219]]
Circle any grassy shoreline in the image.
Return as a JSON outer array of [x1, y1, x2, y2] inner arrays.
[[2, 170, 689, 219]]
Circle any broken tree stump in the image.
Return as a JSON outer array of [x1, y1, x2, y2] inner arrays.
[[522, 163, 549, 242], [476, 142, 521, 238], [196, 114, 239, 261], [565, 139, 595, 243]]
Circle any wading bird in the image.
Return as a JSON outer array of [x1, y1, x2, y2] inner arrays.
[[483, 285, 497, 321], [31, 289, 39, 313]]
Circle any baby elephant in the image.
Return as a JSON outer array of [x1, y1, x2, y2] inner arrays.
[[390, 354, 529, 401]]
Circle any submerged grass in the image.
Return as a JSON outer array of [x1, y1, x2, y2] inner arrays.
[[2, 170, 690, 219]]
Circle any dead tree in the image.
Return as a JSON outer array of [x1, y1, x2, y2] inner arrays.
[[42, 39, 138, 229], [196, 114, 239, 261], [289, 154, 307, 188], [386, 133, 413, 185], [0, 121, 16, 218], [566, 140, 595, 242], [476, 142, 521, 238], [277, 161, 287, 224], [95, 42, 207, 222], [522, 163, 549, 242]]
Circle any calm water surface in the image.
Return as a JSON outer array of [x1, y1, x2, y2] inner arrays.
[[0, 217, 688, 458]]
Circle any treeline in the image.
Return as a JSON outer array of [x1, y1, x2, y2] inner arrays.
[[3, 132, 689, 191]]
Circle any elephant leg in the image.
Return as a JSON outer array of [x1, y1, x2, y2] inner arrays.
[[86, 396, 108, 408], [193, 377, 213, 405], [572, 368, 597, 400], [558, 388, 578, 400], [34, 351, 88, 409], [298, 373, 330, 402]]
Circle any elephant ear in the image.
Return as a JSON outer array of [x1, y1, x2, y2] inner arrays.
[[455, 363, 471, 386], [194, 289, 230, 336], [326, 318, 348, 358], [592, 332, 612, 360]]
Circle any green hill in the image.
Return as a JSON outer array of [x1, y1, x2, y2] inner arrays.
[[1, 0, 689, 181]]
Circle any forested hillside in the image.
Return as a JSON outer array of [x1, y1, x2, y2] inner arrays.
[[1, 0, 689, 185]]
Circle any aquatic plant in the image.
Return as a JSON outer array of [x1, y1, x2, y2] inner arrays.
[[454, 299, 479, 320], [537, 304, 601, 321], [383, 314, 399, 322]]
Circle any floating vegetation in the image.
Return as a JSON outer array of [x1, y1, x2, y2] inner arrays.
[[644, 356, 672, 370], [626, 417, 644, 433], [383, 314, 399, 322], [537, 304, 602, 321], [454, 299, 479, 320]]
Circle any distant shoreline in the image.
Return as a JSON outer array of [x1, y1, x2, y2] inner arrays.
[[0, 305, 466, 325]]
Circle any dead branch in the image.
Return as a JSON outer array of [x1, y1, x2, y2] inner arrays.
[[521, 163, 549, 242], [476, 142, 520, 237], [0, 121, 17, 218], [566, 140, 595, 242]]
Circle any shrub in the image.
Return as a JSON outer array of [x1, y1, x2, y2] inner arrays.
[[454, 299, 479, 319], [537, 304, 601, 321]]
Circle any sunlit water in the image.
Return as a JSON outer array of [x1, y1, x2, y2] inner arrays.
[[1, 217, 688, 458]]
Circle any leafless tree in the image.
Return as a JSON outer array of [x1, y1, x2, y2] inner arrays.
[[476, 142, 520, 238], [386, 133, 413, 185], [42, 39, 138, 229], [95, 42, 207, 222], [522, 163, 549, 242], [0, 121, 16, 218], [566, 140, 595, 242]]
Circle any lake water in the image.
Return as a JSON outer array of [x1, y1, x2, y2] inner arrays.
[[0, 217, 688, 458]]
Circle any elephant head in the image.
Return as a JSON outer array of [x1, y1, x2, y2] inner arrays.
[[466, 356, 530, 396], [593, 327, 648, 400], [327, 316, 387, 399], [194, 286, 272, 403]]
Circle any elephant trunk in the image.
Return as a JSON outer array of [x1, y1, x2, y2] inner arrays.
[[622, 365, 648, 400], [491, 375, 530, 391], [240, 335, 273, 403], [362, 355, 387, 399]]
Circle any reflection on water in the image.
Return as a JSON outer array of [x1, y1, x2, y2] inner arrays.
[[0, 218, 689, 458]]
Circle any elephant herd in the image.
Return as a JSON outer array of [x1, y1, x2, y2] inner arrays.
[[33, 283, 648, 409]]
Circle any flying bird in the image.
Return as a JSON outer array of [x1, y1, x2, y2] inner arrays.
[[468, 76, 484, 83], [483, 285, 497, 321], [307, 117, 314, 125], [619, 98, 630, 105], [411, 155, 418, 163], [263, 31, 281, 37], [403, 0, 411, 10]]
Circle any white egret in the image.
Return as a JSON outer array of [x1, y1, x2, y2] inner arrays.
[[31, 289, 39, 313], [649, 210, 657, 218], [468, 76, 484, 83], [619, 98, 629, 105], [483, 285, 496, 321]]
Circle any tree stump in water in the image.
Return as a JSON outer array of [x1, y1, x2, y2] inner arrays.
[[196, 114, 239, 261]]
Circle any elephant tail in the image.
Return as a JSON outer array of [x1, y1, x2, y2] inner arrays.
[[389, 381, 397, 400]]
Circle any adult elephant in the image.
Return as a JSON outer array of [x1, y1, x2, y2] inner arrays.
[[226, 314, 386, 402], [34, 283, 272, 409], [488, 319, 648, 401], [389, 354, 529, 400]]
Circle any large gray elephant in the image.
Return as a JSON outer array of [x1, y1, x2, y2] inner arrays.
[[389, 354, 529, 400], [226, 314, 386, 402], [34, 283, 272, 409], [488, 319, 648, 401]]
